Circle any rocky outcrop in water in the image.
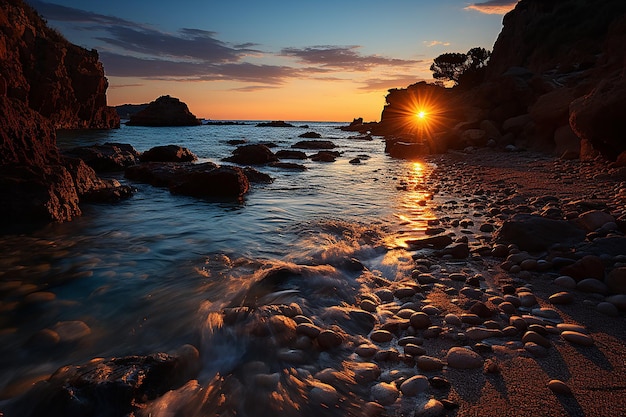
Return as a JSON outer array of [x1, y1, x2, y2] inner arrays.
[[0, 0, 128, 227], [126, 95, 201, 126]]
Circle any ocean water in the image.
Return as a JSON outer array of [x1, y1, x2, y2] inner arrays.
[[0, 122, 436, 411]]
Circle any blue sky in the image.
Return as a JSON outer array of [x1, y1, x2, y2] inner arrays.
[[28, 0, 519, 120]]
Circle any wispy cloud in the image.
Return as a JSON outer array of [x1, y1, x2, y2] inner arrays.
[[280, 46, 421, 71], [465, 0, 519, 15], [358, 76, 429, 92], [423, 40, 451, 48], [29, 1, 424, 90]]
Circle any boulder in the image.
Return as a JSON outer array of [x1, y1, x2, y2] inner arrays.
[[3, 346, 200, 417], [127, 95, 201, 127], [570, 75, 626, 160], [64, 143, 140, 172], [494, 214, 586, 252], [292, 140, 336, 150], [125, 162, 249, 200], [385, 138, 430, 159], [275, 150, 307, 160], [223, 144, 278, 165], [298, 132, 321, 138], [256, 121, 294, 127], [310, 151, 339, 162], [140, 145, 198, 163]]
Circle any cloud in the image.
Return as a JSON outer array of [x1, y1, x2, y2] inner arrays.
[[465, 0, 519, 15], [423, 40, 451, 48], [28, 0, 135, 25], [280, 46, 420, 71], [358, 76, 429, 92]]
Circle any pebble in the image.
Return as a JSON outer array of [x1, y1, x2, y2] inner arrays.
[[444, 313, 462, 326], [410, 312, 432, 329], [606, 294, 626, 310], [465, 327, 502, 340], [317, 329, 343, 349], [374, 289, 394, 302], [400, 375, 429, 396], [577, 278, 609, 295], [52, 321, 91, 343], [421, 305, 441, 316], [416, 356, 445, 371], [415, 398, 445, 416], [394, 287, 417, 299], [531, 308, 561, 321], [296, 323, 321, 338], [548, 379, 573, 395], [370, 382, 399, 406], [522, 330, 551, 348], [597, 301, 619, 316], [360, 299, 378, 312], [549, 291, 574, 304], [309, 381, 339, 407], [404, 343, 427, 356], [356, 343, 378, 358], [605, 267, 626, 294], [556, 323, 588, 334], [352, 362, 381, 384], [561, 331, 594, 346], [460, 313, 483, 325], [524, 342, 549, 357], [370, 329, 394, 343], [498, 301, 517, 315], [553, 275, 577, 289], [518, 292, 537, 307], [445, 347, 484, 369]]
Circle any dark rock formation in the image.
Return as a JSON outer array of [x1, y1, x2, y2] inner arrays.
[[376, 0, 626, 159], [269, 162, 307, 171], [140, 145, 198, 163], [64, 143, 140, 172], [493, 214, 586, 252], [340, 117, 378, 133], [256, 121, 294, 127], [310, 151, 340, 162], [276, 150, 307, 160], [125, 162, 250, 200], [384, 137, 431, 159], [223, 144, 278, 165], [0, 0, 119, 129], [3, 345, 200, 417], [299, 131, 321, 138], [292, 140, 336, 150], [126, 95, 201, 127], [0, 0, 127, 226]]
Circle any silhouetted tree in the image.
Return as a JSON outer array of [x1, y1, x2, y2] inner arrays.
[[430, 47, 491, 88]]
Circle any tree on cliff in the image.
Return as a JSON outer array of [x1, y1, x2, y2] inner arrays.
[[430, 47, 491, 88]]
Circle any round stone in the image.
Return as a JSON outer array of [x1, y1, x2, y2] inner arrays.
[[296, 322, 321, 338], [370, 329, 394, 343], [360, 299, 378, 312], [394, 286, 417, 299], [317, 329, 343, 349], [554, 275, 577, 289], [524, 342, 549, 357], [605, 267, 626, 294], [548, 379, 572, 395], [522, 330, 551, 348], [370, 382, 399, 406], [352, 362, 381, 384], [416, 355, 444, 371], [52, 321, 91, 343], [445, 346, 483, 369], [410, 312, 432, 329], [356, 343, 379, 358], [444, 313, 462, 326], [400, 375, 429, 396], [561, 331, 594, 346], [597, 302, 619, 317], [465, 327, 502, 340], [549, 291, 574, 304], [309, 381, 339, 407], [415, 398, 445, 417], [498, 301, 517, 315], [577, 278, 609, 295], [404, 343, 427, 356]]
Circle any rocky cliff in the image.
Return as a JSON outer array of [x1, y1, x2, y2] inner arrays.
[[0, 0, 119, 129], [0, 0, 127, 227], [377, 0, 626, 162]]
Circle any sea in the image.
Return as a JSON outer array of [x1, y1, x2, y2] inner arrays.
[[0, 121, 437, 413]]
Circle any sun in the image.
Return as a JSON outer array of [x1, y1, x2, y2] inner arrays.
[[416, 110, 427, 120]]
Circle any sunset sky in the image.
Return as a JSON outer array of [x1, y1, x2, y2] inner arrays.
[[28, 0, 519, 121]]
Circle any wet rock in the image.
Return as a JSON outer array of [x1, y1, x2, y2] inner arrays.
[[400, 375, 429, 396], [576, 210, 615, 232], [52, 320, 91, 343], [309, 381, 339, 407], [317, 329, 343, 349], [409, 312, 432, 329], [5, 345, 200, 417], [494, 214, 586, 252], [256, 121, 294, 127], [65, 143, 140, 172], [140, 145, 197, 162], [416, 356, 444, 371], [469, 301, 494, 318], [352, 362, 382, 384], [370, 329, 394, 343], [310, 151, 339, 162], [275, 150, 307, 160], [299, 131, 322, 138], [223, 144, 278, 165], [405, 235, 453, 250], [415, 398, 445, 416], [170, 166, 250, 199], [292, 140, 336, 150], [404, 344, 427, 356], [440, 242, 469, 259], [370, 382, 399, 406], [446, 347, 483, 369], [296, 322, 321, 338]]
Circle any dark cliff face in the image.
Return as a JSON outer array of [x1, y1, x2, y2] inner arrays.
[[0, 0, 119, 129], [0, 0, 125, 226], [487, 0, 626, 78]]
